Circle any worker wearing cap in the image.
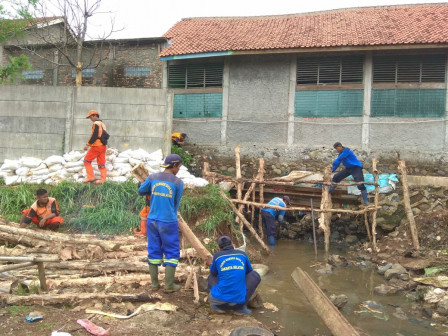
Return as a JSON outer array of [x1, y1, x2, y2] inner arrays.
[[261, 196, 290, 246], [171, 132, 186, 147], [138, 154, 184, 292], [331, 142, 369, 205], [83, 110, 108, 184], [208, 236, 261, 315]]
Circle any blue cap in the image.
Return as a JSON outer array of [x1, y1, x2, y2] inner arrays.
[[160, 154, 183, 168], [218, 236, 232, 248]]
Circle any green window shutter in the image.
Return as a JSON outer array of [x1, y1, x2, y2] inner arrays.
[[168, 65, 186, 88], [371, 89, 446, 117], [297, 59, 319, 84], [295, 90, 363, 117], [318, 57, 340, 84], [297, 56, 363, 84], [187, 64, 205, 88], [421, 55, 446, 82], [169, 63, 223, 88], [204, 63, 223, 87]]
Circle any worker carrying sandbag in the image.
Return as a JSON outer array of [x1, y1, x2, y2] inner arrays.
[[83, 110, 109, 184], [19, 188, 64, 231]]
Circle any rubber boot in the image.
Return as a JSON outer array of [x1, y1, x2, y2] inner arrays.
[[134, 219, 147, 235], [95, 168, 107, 184], [267, 236, 276, 246], [361, 190, 370, 205], [148, 264, 160, 291], [233, 305, 252, 315], [164, 265, 181, 292], [82, 163, 95, 183]]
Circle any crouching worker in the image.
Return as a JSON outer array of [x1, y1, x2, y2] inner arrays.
[[138, 154, 184, 292], [261, 195, 290, 246], [135, 194, 150, 236], [19, 188, 64, 231], [208, 236, 261, 315]]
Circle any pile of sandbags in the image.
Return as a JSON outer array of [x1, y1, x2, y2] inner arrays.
[[0, 148, 209, 188]]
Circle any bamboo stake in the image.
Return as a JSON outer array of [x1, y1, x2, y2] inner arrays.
[[193, 271, 199, 304], [398, 160, 420, 250], [36, 262, 47, 291], [178, 214, 213, 265], [0, 256, 59, 263], [319, 166, 333, 255], [0, 262, 35, 272], [310, 199, 318, 258], [259, 162, 265, 239], [219, 190, 270, 253], [371, 158, 379, 251], [363, 212, 372, 243], [235, 145, 244, 232]]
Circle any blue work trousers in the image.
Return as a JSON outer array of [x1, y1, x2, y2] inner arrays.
[[147, 220, 180, 267], [332, 166, 366, 191]]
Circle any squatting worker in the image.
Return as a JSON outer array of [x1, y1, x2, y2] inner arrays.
[[208, 236, 261, 315], [134, 194, 151, 236], [330, 142, 369, 205], [261, 196, 290, 246], [19, 188, 64, 231], [138, 154, 184, 292], [83, 110, 108, 184], [171, 132, 186, 147]]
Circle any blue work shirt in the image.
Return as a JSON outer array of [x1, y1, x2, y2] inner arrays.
[[210, 246, 253, 304], [138, 172, 184, 223], [262, 197, 286, 219], [332, 147, 363, 172]]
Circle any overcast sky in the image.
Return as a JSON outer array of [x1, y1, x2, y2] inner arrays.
[[87, 0, 448, 39]]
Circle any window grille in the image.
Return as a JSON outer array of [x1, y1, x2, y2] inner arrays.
[[297, 56, 363, 85], [169, 63, 223, 88], [71, 68, 95, 78], [125, 66, 150, 77], [373, 55, 446, 83], [22, 70, 43, 79]]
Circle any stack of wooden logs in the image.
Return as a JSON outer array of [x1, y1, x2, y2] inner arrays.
[[0, 219, 206, 306]]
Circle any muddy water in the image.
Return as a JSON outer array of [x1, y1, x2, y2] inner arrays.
[[254, 241, 440, 336]]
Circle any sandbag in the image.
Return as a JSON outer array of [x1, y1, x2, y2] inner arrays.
[[112, 176, 128, 183], [129, 158, 142, 167], [4, 175, 19, 185], [44, 155, 66, 166], [66, 166, 84, 173], [49, 164, 63, 172], [15, 167, 30, 176], [118, 149, 133, 158], [19, 157, 42, 168], [113, 157, 129, 164], [1, 159, 20, 171], [31, 168, 50, 176], [63, 151, 84, 162], [147, 149, 163, 162], [129, 148, 151, 160], [65, 160, 84, 168]]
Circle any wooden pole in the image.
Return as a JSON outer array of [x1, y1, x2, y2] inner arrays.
[[291, 267, 360, 336], [235, 145, 244, 232], [258, 162, 265, 239], [371, 158, 379, 251], [319, 166, 333, 255], [0, 262, 35, 272], [219, 190, 270, 253], [36, 262, 48, 291], [363, 213, 372, 243], [398, 160, 420, 250], [310, 199, 318, 259], [178, 214, 213, 266], [0, 256, 59, 263]]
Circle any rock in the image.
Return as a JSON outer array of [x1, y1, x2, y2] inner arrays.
[[399, 273, 410, 281], [247, 292, 264, 309], [384, 264, 407, 280], [316, 264, 333, 275], [377, 263, 393, 275], [393, 307, 408, 320], [377, 252, 391, 260], [399, 258, 431, 271], [424, 288, 446, 303], [329, 294, 348, 309], [432, 312, 448, 323], [327, 255, 348, 268], [437, 297, 448, 316], [345, 235, 358, 244], [273, 168, 282, 175], [227, 167, 235, 174], [359, 261, 372, 269], [388, 230, 399, 238], [358, 254, 371, 261], [374, 284, 400, 295], [253, 264, 269, 278]]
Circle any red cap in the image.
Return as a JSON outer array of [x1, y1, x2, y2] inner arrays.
[[86, 110, 99, 119]]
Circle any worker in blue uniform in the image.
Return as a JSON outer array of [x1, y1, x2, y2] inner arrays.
[[261, 195, 290, 246], [138, 154, 184, 292], [330, 142, 369, 205], [208, 236, 261, 315]]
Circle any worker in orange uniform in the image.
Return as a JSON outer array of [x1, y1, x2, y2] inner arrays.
[[135, 195, 151, 235], [19, 188, 64, 231], [171, 132, 186, 147], [83, 110, 109, 184]]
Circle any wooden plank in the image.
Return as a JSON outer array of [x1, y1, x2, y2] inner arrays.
[[0, 256, 59, 263], [0, 262, 35, 272], [291, 267, 360, 336]]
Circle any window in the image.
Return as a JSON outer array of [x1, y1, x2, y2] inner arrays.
[[297, 56, 364, 85], [173, 93, 222, 118], [168, 63, 223, 88], [125, 66, 150, 77], [373, 55, 446, 83], [22, 70, 43, 79], [71, 68, 95, 78]]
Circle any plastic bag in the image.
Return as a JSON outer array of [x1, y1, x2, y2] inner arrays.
[[19, 157, 42, 168], [1, 159, 20, 171]]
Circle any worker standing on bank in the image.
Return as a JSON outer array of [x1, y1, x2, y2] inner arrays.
[[261, 196, 290, 246], [83, 110, 109, 184], [138, 154, 184, 292], [330, 142, 369, 205]]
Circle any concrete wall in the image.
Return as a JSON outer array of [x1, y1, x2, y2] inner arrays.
[[0, 86, 170, 163]]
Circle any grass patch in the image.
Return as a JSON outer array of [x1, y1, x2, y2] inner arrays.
[[171, 144, 192, 167], [36, 322, 55, 330], [7, 305, 29, 316]]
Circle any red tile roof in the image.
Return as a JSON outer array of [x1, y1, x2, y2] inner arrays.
[[161, 4, 448, 57]]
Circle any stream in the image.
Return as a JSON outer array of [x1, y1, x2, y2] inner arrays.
[[254, 240, 444, 336]]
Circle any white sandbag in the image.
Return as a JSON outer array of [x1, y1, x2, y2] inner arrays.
[[4, 175, 19, 185], [129, 158, 142, 167], [112, 176, 128, 183], [147, 160, 163, 169], [106, 154, 116, 163], [129, 148, 151, 160], [113, 157, 129, 163], [115, 165, 132, 176], [19, 157, 42, 168], [15, 167, 30, 176], [106, 147, 119, 156], [44, 155, 66, 166], [145, 164, 161, 174], [147, 149, 163, 162], [1, 159, 20, 171], [177, 170, 192, 179], [0, 170, 14, 178], [63, 151, 84, 162], [65, 160, 84, 168], [49, 164, 63, 172], [66, 166, 83, 173], [191, 177, 209, 187], [27, 178, 44, 184], [31, 168, 50, 176], [106, 163, 114, 171], [107, 171, 120, 177], [30, 162, 48, 171], [53, 170, 70, 180], [44, 178, 55, 184], [118, 149, 133, 158]]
